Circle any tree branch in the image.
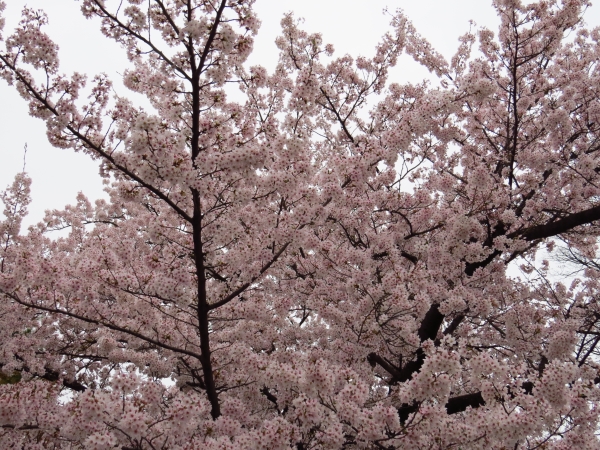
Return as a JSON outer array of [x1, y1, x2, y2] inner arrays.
[[0, 54, 193, 223], [197, 0, 228, 75], [208, 242, 290, 310], [90, 0, 191, 81], [512, 204, 600, 241], [1, 290, 204, 361]]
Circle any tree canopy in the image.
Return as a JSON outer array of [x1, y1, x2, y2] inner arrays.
[[2, 0, 600, 448]]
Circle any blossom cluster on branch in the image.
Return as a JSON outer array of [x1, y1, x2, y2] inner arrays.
[[2, 0, 600, 448]]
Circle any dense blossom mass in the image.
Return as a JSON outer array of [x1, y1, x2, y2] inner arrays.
[[2, 0, 600, 448]]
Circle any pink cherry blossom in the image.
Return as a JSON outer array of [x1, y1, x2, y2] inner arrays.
[[2, 0, 600, 448]]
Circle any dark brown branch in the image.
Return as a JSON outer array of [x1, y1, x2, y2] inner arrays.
[[417, 303, 444, 342], [445, 392, 486, 414], [443, 313, 466, 336], [192, 192, 220, 419], [186, 0, 229, 421], [398, 392, 484, 423], [400, 251, 418, 265], [90, 1, 192, 81], [40, 369, 87, 392], [397, 401, 419, 423], [206, 267, 228, 282], [405, 202, 600, 407], [396, 369, 590, 423], [465, 250, 502, 276], [1, 290, 204, 361], [154, 0, 180, 35], [367, 353, 402, 380], [0, 54, 193, 223], [319, 87, 356, 144], [261, 386, 279, 405], [208, 242, 290, 310], [512, 204, 600, 241], [197, 0, 228, 75], [1, 424, 40, 431], [0, 363, 87, 392], [368, 306, 444, 386]]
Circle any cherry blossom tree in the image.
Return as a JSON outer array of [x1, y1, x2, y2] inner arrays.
[[2, 0, 600, 448]]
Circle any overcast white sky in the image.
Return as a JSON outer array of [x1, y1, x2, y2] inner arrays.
[[1, 1, 600, 228]]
